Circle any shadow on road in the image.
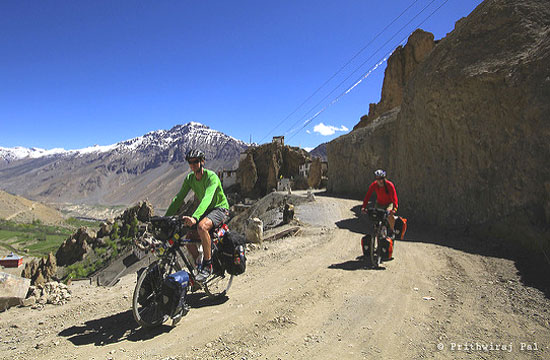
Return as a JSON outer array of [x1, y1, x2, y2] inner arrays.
[[58, 310, 173, 346], [334, 205, 368, 235], [57, 293, 229, 346], [328, 256, 387, 271], [187, 292, 229, 308], [330, 197, 550, 299]]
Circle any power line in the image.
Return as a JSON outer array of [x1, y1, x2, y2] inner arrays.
[[284, 0, 442, 139], [257, 0, 421, 144], [287, 0, 452, 140]]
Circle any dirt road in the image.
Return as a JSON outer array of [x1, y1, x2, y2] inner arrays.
[[1, 195, 549, 359]]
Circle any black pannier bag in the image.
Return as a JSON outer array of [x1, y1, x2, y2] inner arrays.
[[220, 231, 247, 275], [161, 270, 189, 317]]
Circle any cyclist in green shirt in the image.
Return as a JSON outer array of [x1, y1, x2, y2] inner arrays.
[[165, 149, 230, 282]]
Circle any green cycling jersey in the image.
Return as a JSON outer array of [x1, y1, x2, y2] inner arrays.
[[165, 169, 229, 220]]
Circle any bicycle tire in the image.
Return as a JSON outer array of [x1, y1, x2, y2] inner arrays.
[[132, 259, 180, 327], [204, 273, 234, 298], [369, 234, 382, 269], [362, 234, 371, 267]]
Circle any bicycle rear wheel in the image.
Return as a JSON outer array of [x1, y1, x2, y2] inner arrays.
[[204, 273, 233, 298]]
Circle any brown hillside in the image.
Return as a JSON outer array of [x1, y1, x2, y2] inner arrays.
[[0, 190, 64, 225]]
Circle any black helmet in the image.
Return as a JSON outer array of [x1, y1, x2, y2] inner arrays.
[[374, 169, 386, 178], [185, 149, 205, 162]]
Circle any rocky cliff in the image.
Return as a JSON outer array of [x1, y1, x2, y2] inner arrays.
[[353, 29, 435, 130], [237, 143, 310, 198], [328, 0, 550, 251]]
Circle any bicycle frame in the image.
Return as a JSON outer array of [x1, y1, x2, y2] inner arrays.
[[151, 233, 224, 288]]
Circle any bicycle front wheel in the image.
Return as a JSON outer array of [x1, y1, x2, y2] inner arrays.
[[369, 235, 382, 269], [132, 259, 181, 327], [132, 262, 166, 327]]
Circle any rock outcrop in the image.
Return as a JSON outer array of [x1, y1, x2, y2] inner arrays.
[[119, 200, 153, 224], [237, 143, 309, 198], [353, 29, 435, 130], [328, 0, 550, 254], [55, 228, 94, 267], [21, 253, 57, 286], [54, 200, 155, 272], [307, 158, 323, 189], [237, 152, 258, 195]]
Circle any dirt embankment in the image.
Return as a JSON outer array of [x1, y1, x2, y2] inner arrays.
[[1, 194, 549, 360]]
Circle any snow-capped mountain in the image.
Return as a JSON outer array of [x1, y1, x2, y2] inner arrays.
[[1, 122, 243, 162], [0, 122, 248, 209]]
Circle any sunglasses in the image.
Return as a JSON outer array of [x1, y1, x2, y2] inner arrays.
[[188, 159, 201, 165], [376, 177, 384, 181]]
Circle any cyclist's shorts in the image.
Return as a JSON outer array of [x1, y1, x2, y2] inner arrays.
[[375, 202, 394, 212], [203, 208, 230, 228]]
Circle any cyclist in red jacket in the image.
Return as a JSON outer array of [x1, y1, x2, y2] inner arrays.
[[361, 169, 398, 235]]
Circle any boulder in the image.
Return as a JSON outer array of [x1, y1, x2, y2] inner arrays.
[[119, 201, 153, 225], [283, 204, 295, 224], [43, 253, 57, 279], [245, 218, 263, 244], [0, 272, 31, 311], [95, 236, 108, 247]]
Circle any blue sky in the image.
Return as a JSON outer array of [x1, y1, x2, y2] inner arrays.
[[0, 0, 483, 151]]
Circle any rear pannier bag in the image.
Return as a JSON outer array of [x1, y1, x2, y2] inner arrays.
[[394, 216, 408, 240], [381, 236, 394, 260], [220, 231, 247, 275]]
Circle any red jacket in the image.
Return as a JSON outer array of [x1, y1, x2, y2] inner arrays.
[[362, 179, 398, 210]]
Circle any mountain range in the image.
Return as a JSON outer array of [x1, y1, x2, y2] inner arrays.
[[0, 122, 249, 211]]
